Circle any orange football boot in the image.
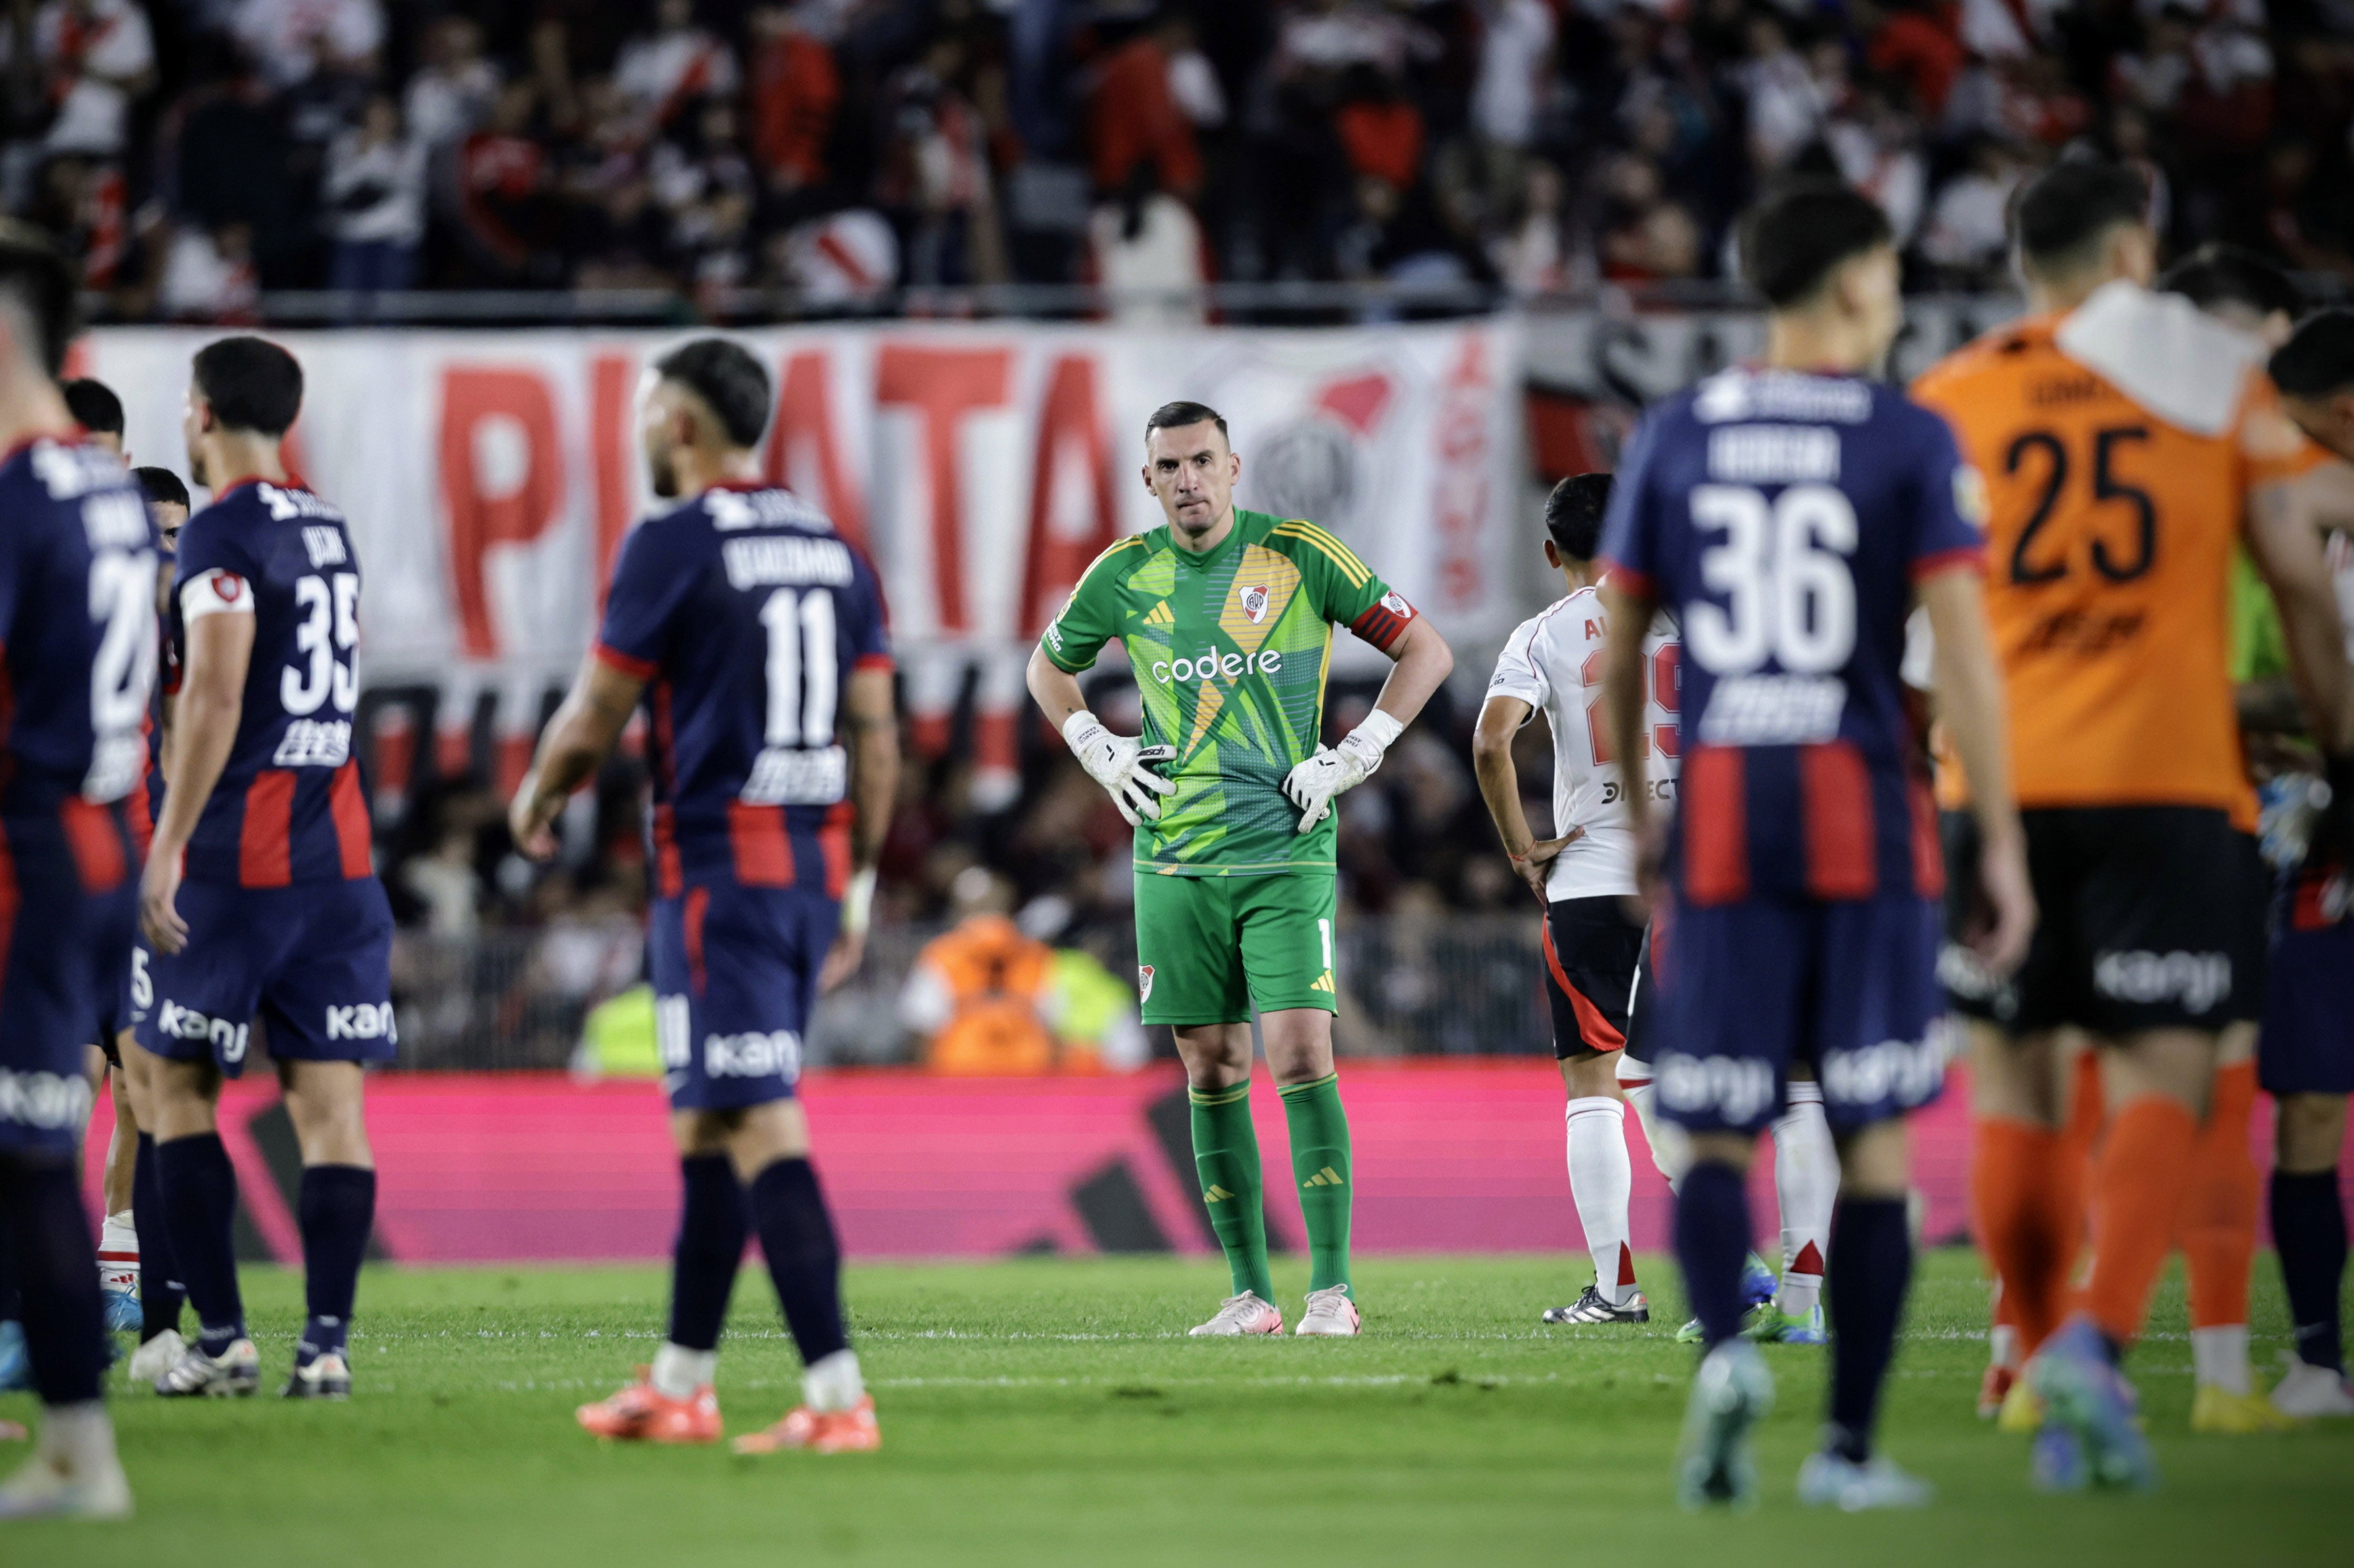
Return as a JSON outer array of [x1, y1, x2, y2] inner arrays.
[[576, 1369, 723, 1444], [730, 1394, 881, 1455]]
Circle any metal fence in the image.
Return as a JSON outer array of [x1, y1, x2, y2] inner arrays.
[[383, 913, 1558, 1073]]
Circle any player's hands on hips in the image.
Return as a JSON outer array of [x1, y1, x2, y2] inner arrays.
[[1286, 710, 1404, 833], [1509, 831, 1582, 902], [1064, 711, 1176, 826], [508, 776, 563, 862], [1967, 827, 2036, 978], [140, 849, 188, 954]]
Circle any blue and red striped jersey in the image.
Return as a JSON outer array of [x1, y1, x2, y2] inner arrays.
[[594, 483, 891, 897], [0, 436, 157, 821], [1597, 368, 1985, 904], [172, 478, 374, 888]]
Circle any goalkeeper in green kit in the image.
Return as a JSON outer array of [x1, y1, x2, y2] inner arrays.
[[1026, 402, 1454, 1336]]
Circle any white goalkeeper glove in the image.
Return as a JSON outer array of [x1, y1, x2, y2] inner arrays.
[[1063, 710, 1177, 827], [1284, 709, 1404, 833]]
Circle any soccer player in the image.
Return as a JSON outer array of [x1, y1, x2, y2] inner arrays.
[[137, 336, 393, 1401], [1474, 473, 1836, 1334], [1913, 159, 2354, 1489], [1474, 472, 1677, 1326], [1027, 401, 1454, 1337], [119, 464, 193, 1386], [511, 338, 896, 1455], [1597, 181, 2034, 1510], [0, 222, 149, 1519], [64, 376, 125, 456], [60, 376, 145, 1332], [2254, 307, 2354, 1418]]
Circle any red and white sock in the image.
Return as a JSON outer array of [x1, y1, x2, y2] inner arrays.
[[1566, 1097, 1638, 1307], [97, 1210, 138, 1295], [1771, 1083, 1835, 1318]]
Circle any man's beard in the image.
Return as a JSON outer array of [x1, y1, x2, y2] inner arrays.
[[649, 449, 678, 498]]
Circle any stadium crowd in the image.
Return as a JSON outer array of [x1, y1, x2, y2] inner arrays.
[[4, 0, 2354, 316]]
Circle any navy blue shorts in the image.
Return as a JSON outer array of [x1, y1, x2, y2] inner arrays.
[[1651, 889, 1949, 1135], [138, 877, 396, 1077], [650, 880, 837, 1113], [0, 806, 136, 1155], [2259, 860, 2354, 1096], [93, 938, 154, 1058]]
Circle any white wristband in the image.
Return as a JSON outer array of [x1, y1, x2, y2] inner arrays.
[[1061, 710, 1104, 750], [1348, 708, 1405, 756], [841, 868, 878, 935]]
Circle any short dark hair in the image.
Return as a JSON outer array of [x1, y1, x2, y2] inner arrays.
[[191, 336, 303, 436], [1738, 180, 1895, 308], [63, 377, 123, 436], [133, 465, 189, 510], [1145, 400, 1228, 444], [2156, 243, 2302, 321], [2013, 157, 2148, 273], [1544, 473, 1613, 561], [654, 337, 770, 449], [0, 219, 77, 378], [2271, 309, 2354, 400]]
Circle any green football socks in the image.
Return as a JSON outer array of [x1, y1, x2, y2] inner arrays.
[[1189, 1083, 1276, 1304], [1280, 1073, 1353, 1295]]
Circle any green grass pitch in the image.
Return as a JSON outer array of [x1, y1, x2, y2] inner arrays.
[[4, 1250, 2347, 1566]]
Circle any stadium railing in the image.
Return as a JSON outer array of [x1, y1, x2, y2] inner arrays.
[[384, 913, 1554, 1073]]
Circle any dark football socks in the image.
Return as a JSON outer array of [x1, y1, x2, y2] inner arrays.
[[1190, 1082, 1276, 1304], [668, 1155, 747, 1353], [2271, 1168, 2348, 1372], [133, 1132, 186, 1342], [1280, 1074, 1354, 1295], [157, 1132, 246, 1355], [1825, 1197, 1913, 1463], [1676, 1159, 1752, 1348], [748, 1157, 849, 1367], [0, 1156, 109, 1406], [296, 1165, 376, 1362]]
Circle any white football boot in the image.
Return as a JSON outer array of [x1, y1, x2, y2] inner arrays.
[[154, 1337, 259, 1398], [125, 1329, 185, 1387], [1797, 1452, 1936, 1511], [1294, 1285, 1361, 1337], [0, 1406, 132, 1521], [1188, 1292, 1283, 1336], [2271, 1355, 2354, 1419]]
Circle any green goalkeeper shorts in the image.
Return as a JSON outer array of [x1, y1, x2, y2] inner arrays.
[[1132, 870, 1339, 1026]]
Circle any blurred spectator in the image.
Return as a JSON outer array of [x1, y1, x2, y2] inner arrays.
[[157, 218, 257, 319], [14, 0, 153, 158], [747, 3, 838, 197], [1597, 152, 1700, 280], [1737, 12, 1825, 171], [456, 81, 554, 284], [1827, 80, 1927, 245], [1334, 64, 1424, 190], [900, 868, 1059, 1074], [1917, 134, 2028, 284], [1470, 0, 1556, 159], [1087, 10, 1203, 201], [404, 16, 500, 151], [874, 27, 1005, 286], [615, 0, 738, 133], [1088, 167, 1208, 325], [1488, 156, 1570, 294], [323, 93, 423, 299], [232, 0, 382, 91]]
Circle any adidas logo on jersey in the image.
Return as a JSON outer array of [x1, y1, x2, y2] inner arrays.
[[325, 1003, 398, 1042], [156, 1001, 250, 1064], [1143, 601, 1174, 628], [1310, 971, 1335, 994], [704, 1030, 803, 1081]]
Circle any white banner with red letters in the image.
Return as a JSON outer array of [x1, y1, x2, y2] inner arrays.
[[77, 320, 1524, 797]]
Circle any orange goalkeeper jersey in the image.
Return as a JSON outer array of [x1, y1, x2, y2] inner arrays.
[[1912, 298, 2311, 824]]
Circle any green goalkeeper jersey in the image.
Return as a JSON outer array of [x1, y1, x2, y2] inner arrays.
[[1041, 508, 1418, 877]]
